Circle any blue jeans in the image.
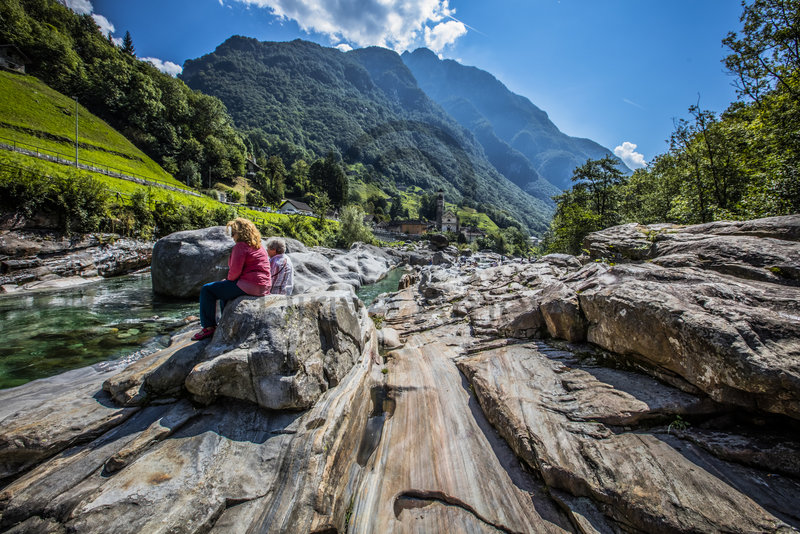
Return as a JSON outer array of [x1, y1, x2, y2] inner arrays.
[[199, 280, 246, 328]]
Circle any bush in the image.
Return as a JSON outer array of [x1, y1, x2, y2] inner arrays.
[[0, 164, 109, 234], [336, 205, 374, 248]]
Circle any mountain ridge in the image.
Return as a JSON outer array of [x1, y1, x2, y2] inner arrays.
[[181, 36, 555, 233], [401, 47, 631, 191]]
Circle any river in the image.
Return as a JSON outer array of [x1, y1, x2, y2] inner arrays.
[[0, 268, 405, 389]]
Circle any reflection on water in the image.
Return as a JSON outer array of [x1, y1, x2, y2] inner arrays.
[[0, 268, 406, 390], [0, 273, 196, 389]]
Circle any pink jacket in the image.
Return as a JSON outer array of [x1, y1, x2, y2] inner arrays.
[[228, 241, 272, 296]]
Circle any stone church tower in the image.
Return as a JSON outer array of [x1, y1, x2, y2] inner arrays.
[[435, 189, 444, 229]]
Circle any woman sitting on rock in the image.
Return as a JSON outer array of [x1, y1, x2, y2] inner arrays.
[[192, 218, 272, 341]]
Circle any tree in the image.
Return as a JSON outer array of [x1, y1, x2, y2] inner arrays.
[[336, 205, 374, 248], [310, 191, 332, 229], [122, 31, 135, 56], [265, 155, 286, 203], [288, 159, 309, 195], [723, 0, 800, 103], [570, 155, 625, 228], [389, 195, 406, 220], [309, 153, 349, 207]]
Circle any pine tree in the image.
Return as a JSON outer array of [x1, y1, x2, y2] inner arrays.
[[122, 31, 135, 56]]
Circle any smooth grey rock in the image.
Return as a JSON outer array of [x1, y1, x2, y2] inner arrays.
[[459, 342, 799, 533], [577, 263, 800, 419], [151, 226, 233, 297], [185, 290, 371, 410]]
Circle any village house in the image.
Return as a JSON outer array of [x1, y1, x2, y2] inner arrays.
[[277, 199, 313, 215], [460, 226, 486, 243], [0, 45, 29, 73], [385, 219, 429, 235], [245, 157, 263, 179]]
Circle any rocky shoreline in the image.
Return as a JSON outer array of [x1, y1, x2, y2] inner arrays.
[[1, 215, 799, 533], [0, 230, 153, 293]]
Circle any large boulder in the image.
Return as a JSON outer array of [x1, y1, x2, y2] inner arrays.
[[576, 262, 800, 419], [151, 226, 233, 297], [330, 243, 395, 286], [185, 289, 373, 410], [584, 215, 800, 285]]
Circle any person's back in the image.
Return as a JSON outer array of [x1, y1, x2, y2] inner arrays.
[[266, 237, 294, 295]]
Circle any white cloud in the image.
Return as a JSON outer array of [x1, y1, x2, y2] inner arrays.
[[232, 0, 467, 52], [335, 43, 353, 52], [91, 13, 115, 36], [424, 20, 466, 53], [64, 0, 93, 15], [111, 36, 123, 47], [143, 57, 183, 77], [614, 141, 647, 169]]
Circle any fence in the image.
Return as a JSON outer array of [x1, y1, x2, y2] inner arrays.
[[0, 135, 201, 197]]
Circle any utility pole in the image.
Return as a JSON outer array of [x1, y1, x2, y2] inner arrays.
[[74, 97, 78, 168]]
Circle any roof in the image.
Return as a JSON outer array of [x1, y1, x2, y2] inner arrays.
[[392, 219, 428, 225], [279, 199, 312, 212]]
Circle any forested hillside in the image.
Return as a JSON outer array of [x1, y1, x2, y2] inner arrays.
[[0, 0, 246, 185], [180, 36, 555, 233], [402, 47, 629, 192], [544, 0, 800, 254]]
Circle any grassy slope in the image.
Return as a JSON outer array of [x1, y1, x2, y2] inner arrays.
[[0, 150, 286, 225], [0, 70, 299, 231], [0, 71, 181, 187]]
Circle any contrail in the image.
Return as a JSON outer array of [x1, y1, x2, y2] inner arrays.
[[623, 98, 646, 110], [447, 14, 487, 37]]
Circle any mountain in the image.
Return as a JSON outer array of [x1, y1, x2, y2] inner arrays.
[[401, 48, 631, 191], [181, 37, 555, 234]]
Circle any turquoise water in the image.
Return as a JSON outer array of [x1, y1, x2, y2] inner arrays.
[[0, 268, 405, 390], [0, 273, 196, 389], [355, 268, 404, 306]]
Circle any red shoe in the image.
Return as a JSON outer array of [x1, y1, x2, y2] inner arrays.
[[192, 326, 216, 341]]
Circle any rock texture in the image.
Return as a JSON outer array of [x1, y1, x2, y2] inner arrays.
[[151, 227, 398, 297], [150, 226, 234, 298], [1, 215, 798, 533], [0, 231, 152, 293]]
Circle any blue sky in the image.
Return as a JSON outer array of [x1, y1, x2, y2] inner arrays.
[[73, 0, 745, 170]]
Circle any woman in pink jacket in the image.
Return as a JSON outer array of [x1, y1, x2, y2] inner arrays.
[[192, 218, 272, 340]]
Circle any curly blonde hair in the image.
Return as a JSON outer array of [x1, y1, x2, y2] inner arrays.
[[227, 218, 262, 249]]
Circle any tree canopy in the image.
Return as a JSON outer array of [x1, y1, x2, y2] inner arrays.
[[544, 0, 800, 255]]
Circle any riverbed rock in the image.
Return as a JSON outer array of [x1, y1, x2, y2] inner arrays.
[[185, 289, 374, 410], [2, 215, 799, 533], [151, 226, 233, 298], [584, 215, 800, 285], [0, 231, 152, 291], [576, 262, 800, 419], [458, 342, 799, 533]]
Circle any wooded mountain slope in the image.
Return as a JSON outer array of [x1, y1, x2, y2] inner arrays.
[[402, 47, 630, 192], [181, 36, 556, 234]]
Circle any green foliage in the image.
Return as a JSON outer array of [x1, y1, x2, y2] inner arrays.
[[723, 0, 800, 103], [180, 36, 553, 234], [336, 205, 374, 247], [542, 156, 622, 255], [0, 0, 246, 184], [309, 153, 349, 207], [0, 162, 108, 234]]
